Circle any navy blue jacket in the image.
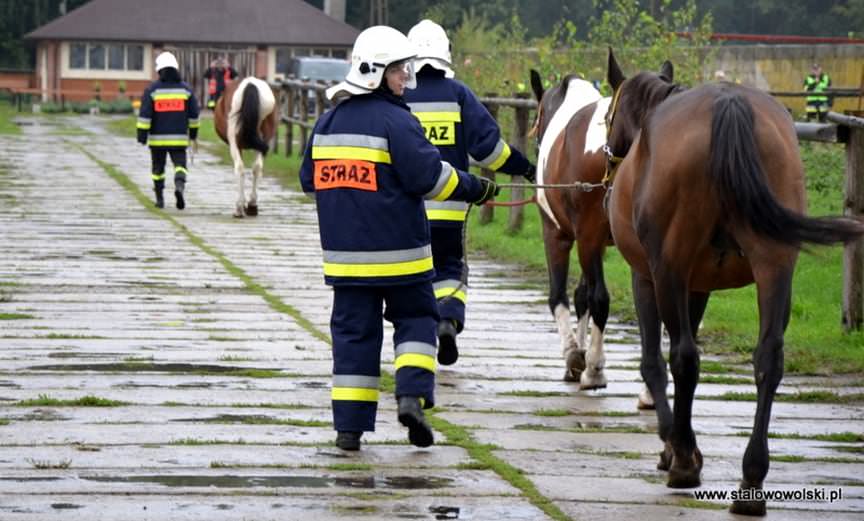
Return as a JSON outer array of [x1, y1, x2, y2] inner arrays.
[[404, 68, 531, 225], [137, 79, 200, 148], [300, 91, 486, 286]]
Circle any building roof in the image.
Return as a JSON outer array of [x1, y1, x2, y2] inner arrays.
[[25, 0, 359, 46]]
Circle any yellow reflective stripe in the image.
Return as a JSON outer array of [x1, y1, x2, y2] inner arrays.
[[136, 122, 150, 129], [151, 173, 166, 181], [152, 93, 190, 100], [434, 287, 467, 303], [312, 146, 391, 164], [488, 142, 512, 171], [426, 209, 467, 221], [189, 122, 200, 129], [331, 387, 380, 402], [149, 140, 189, 146], [323, 257, 433, 278], [414, 111, 461, 123], [394, 352, 437, 373], [431, 170, 459, 202]]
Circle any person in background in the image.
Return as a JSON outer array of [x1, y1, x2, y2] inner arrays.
[[804, 63, 831, 122], [137, 51, 199, 210], [299, 25, 499, 452], [204, 56, 239, 109], [405, 19, 535, 367]]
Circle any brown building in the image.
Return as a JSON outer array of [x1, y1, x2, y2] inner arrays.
[[24, 0, 358, 102]]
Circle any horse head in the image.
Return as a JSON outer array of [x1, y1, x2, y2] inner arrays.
[[604, 48, 680, 178]]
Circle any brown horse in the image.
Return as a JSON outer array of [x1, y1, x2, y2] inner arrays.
[[604, 49, 864, 515], [529, 70, 613, 389], [214, 77, 278, 218]]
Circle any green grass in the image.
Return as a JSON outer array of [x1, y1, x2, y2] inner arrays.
[[0, 313, 34, 320], [0, 102, 21, 134], [16, 394, 128, 407], [716, 390, 864, 404], [467, 142, 864, 374]]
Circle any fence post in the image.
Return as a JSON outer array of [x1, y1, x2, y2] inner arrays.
[[843, 125, 864, 331], [508, 93, 530, 233], [299, 86, 310, 155], [479, 93, 498, 225], [284, 86, 294, 156]]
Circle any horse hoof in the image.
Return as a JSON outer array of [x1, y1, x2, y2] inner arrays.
[[730, 499, 767, 517], [666, 447, 703, 488], [564, 348, 586, 373], [637, 387, 655, 410], [657, 446, 672, 471], [579, 370, 607, 391], [563, 369, 580, 382], [245, 203, 258, 216], [233, 211, 244, 219]]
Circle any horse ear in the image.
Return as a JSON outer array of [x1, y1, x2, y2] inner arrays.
[[529, 69, 544, 102], [660, 60, 674, 82], [607, 47, 625, 91]]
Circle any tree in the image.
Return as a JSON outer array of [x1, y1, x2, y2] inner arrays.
[[0, 0, 91, 69]]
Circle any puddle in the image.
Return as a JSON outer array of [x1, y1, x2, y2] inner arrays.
[[51, 503, 83, 510], [82, 474, 454, 489], [12, 409, 69, 421], [171, 414, 278, 424]]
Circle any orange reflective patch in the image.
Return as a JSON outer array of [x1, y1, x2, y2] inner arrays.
[[154, 98, 185, 112], [314, 160, 378, 191]]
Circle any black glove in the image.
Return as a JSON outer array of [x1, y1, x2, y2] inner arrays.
[[189, 127, 198, 141], [523, 163, 537, 184], [471, 177, 500, 205], [136, 129, 148, 145]]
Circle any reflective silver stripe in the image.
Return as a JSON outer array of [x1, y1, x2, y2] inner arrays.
[[434, 279, 467, 292], [408, 101, 460, 113], [332, 374, 380, 388], [395, 341, 437, 358], [152, 88, 191, 95], [424, 162, 454, 199], [313, 133, 388, 151], [322, 245, 432, 264], [148, 134, 189, 141], [473, 139, 507, 167], [137, 117, 151, 124], [424, 200, 468, 212]]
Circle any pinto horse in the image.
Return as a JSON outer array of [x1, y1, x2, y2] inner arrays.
[[604, 49, 864, 515], [529, 70, 613, 390], [214, 77, 278, 218]]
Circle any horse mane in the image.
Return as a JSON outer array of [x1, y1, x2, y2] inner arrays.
[[626, 72, 686, 128]]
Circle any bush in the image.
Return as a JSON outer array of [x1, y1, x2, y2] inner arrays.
[[39, 101, 65, 113]]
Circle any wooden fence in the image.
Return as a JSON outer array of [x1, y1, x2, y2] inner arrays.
[[274, 80, 864, 331]]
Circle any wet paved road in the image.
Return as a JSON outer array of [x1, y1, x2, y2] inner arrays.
[[0, 115, 862, 520]]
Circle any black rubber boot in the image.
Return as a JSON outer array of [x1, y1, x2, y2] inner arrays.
[[437, 320, 459, 366], [153, 179, 165, 209], [397, 396, 433, 448], [335, 431, 362, 451], [174, 179, 185, 210]]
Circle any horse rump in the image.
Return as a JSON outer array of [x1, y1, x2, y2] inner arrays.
[[239, 83, 269, 155], [709, 91, 864, 246]]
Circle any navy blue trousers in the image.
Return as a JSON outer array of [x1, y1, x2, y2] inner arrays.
[[330, 282, 439, 432], [431, 226, 467, 331]]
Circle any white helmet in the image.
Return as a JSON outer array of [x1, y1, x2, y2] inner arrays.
[[155, 51, 179, 72], [326, 25, 417, 100], [408, 19, 454, 79]]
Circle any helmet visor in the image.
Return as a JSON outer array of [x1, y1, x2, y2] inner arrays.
[[386, 59, 416, 90]]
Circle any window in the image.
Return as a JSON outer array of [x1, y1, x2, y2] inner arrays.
[[69, 42, 145, 71]]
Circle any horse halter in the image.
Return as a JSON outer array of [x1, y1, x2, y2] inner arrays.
[[602, 84, 627, 184]]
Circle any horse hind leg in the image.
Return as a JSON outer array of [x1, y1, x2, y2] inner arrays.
[[229, 130, 246, 218], [245, 151, 263, 216], [578, 247, 609, 390], [730, 263, 792, 516], [542, 223, 584, 381]]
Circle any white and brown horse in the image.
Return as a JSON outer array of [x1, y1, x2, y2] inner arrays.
[[529, 71, 613, 390], [214, 77, 278, 218]]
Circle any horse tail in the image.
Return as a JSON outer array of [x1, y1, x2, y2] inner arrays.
[[239, 82, 269, 155], [709, 92, 864, 246], [529, 69, 544, 102]]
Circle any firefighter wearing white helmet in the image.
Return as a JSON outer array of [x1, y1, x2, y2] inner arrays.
[[301, 25, 499, 452], [137, 51, 200, 210], [405, 19, 536, 367]]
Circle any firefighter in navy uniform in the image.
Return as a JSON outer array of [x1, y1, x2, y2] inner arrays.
[[204, 57, 239, 109], [137, 51, 200, 209], [804, 63, 831, 122], [405, 20, 536, 366], [300, 26, 499, 451]]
